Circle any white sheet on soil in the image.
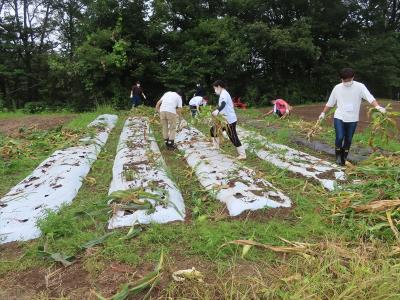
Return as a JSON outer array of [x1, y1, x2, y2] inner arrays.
[[236, 126, 346, 191], [175, 126, 291, 216], [107, 117, 185, 229], [0, 114, 118, 244]]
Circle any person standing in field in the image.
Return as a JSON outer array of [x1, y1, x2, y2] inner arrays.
[[264, 99, 292, 118], [210, 80, 246, 160], [318, 68, 386, 166], [155, 91, 183, 149], [130, 81, 147, 108], [189, 95, 208, 117], [194, 83, 205, 97]]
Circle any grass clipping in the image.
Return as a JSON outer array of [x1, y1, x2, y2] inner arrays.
[[108, 188, 183, 218], [93, 249, 164, 300], [221, 237, 353, 260]]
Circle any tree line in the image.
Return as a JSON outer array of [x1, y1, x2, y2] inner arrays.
[[1, 0, 400, 111]]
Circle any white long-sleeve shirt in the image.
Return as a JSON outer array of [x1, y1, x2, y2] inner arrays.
[[326, 81, 375, 122]]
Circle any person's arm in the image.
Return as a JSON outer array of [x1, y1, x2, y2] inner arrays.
[[212, 101, 226, 116], [155, 99, 162, 112], [361, 85, 386, 113], [283, 102, 290, 115], [319, 89, 336, 120], [263, 109, 274, 116]]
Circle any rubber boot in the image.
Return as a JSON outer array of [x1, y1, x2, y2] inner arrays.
[[212, 137, 220, 150], [236, 146, 246, 160], [342, 149, 349, 165], [335, 148, 344, 166]]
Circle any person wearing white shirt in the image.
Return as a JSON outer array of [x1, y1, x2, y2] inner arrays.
[[155, 91, 183, 149], [189, 96, 207, 117], [318, 68, 386, 166], [211, 80, 246, 160]]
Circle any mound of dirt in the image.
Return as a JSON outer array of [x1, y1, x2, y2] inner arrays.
[[0, 115, 75, 136]]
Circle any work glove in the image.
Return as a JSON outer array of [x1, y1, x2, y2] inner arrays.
[[318, 112, 326, 121], [376, 106, 386, 114], [212, 109, 219, 117]]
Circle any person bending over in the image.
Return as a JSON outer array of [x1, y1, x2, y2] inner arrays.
[[155, 91, 183, 149], [264, 99, 291, 118], [189, 96, 207, 117], [210, 80, 246, 160]]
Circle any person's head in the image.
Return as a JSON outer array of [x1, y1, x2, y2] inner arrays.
[[212, 80, 226, 95], [202, 96, 208, 105], [339, 68, 355, 87], [136, 81, 141, 87]]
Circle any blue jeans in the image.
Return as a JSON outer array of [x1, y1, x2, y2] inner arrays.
[[131, 95, 141, 107], [334, 118, 358, 150]]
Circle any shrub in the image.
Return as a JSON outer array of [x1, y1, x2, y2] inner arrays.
[[23, 101, 46, 114]]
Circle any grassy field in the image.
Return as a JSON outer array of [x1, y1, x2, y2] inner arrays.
[[0, 105, 399, 299]]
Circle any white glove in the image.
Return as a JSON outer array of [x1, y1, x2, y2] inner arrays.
[[143, 95, 147, 100], [212, 109, 219, 117], [376, 106, 386, 114], [318, 112, 326, 121]]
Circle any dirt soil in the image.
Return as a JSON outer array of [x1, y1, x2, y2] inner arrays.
[[0, 115, 75, 136], [277, 101, 400, 132]]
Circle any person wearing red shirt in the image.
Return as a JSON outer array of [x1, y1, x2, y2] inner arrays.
[[264, 99, 291, 118]]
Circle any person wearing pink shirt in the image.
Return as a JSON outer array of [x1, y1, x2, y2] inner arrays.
[[264, 99, 291, 118]]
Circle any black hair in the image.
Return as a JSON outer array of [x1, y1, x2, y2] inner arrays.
[[212, 80, 226, 88], [339, 68, 355, 80]]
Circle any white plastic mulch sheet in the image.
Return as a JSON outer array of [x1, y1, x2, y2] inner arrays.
[[175, 126, 291, 216], [0, 114, 118, 244], [107, 117, 185, 229], [236, 126, 346, 191]]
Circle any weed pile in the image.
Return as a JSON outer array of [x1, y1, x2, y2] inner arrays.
[[325, 153, 400, 241]]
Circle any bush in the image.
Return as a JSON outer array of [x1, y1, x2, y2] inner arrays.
[[23, 101, 46, 114]]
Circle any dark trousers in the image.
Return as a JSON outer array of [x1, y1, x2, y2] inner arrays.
[[334, 118, 358, 150], [210, 121, 242, 147], [190, 105, 198, 117], [131, 95, 141, 107]]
